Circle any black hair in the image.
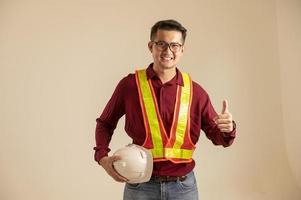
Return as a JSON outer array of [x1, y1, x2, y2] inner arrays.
[[150, 19, 187, 44]]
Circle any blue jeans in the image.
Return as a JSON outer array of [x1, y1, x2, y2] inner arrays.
[[123, 171, 199, 200]]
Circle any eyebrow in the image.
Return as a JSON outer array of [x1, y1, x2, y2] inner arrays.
[[155, 40, 182, 44]]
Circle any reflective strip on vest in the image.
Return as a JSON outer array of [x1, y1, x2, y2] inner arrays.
[[136, 69, 194, 162], [165, 148, 193, 159], [173, 72, 190, 150], [136, 70, 164, 157]]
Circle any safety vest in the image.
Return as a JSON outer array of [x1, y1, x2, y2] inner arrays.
[[135, 69, 196, 163]]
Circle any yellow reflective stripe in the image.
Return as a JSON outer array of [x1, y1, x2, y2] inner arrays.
[[137, 70, 163, 157], [173, 72, 191, 149], [151, 148, 164, 158], [165, 148, 194, 159]]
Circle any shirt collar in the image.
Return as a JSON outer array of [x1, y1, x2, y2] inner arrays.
[[146, 63, 184, 86]]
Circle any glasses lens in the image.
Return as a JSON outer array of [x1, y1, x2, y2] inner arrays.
[[170, 43, 181, 52], [155, 41, 167, 50]]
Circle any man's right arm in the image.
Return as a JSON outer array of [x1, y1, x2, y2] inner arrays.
[[93, 77, 127, 178]]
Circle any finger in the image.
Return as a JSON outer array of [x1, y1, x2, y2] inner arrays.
[[220, 128, 231, 133], [217, 113, 232, 120], [111, 169, 129, 182], [112, 172, 128, 182], [110, 171, 127, 182], [221, 99, 229, 114], [111, 155, 122, 162], [107, 164, 128, 182], [217, 124, 231, 129], [216, 118, 232, 124], [110, 158, 129, 182]]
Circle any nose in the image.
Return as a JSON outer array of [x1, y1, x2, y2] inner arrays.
[[162, 45, 173, 53]]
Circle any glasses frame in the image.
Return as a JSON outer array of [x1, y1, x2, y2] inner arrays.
[[152, 40, 183, 53]]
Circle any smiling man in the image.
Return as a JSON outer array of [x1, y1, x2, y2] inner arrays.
[[94, 19, 237, 200]]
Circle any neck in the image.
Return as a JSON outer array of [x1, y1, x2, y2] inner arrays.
[[153, 64, 177, 84]]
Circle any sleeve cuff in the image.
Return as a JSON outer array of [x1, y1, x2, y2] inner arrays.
[[93, 147, 109, 163], [222, 120, 236, 138]]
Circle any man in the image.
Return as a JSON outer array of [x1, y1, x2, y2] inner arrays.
[[94, 19, 237, 200]]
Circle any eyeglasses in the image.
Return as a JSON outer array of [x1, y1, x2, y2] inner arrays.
[[152, 41, 183, 52]]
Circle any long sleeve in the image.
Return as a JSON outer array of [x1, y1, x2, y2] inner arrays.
[[93, 78, 126, 162], [201, 94, 236, 147]]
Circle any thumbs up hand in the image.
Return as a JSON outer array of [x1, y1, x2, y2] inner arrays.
[[214, 100, 233, 133]]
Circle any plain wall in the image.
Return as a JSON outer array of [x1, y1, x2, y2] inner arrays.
[[276, 0, 301, 191], [0, 0, 300, 199]]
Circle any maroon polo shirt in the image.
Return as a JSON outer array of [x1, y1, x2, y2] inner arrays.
[[94, 63, 236, 176]]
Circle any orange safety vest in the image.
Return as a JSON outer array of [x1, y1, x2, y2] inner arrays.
[[135, 69, 196, 163]]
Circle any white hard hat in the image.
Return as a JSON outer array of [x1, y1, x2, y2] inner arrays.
[[113, 144, 153, 184]]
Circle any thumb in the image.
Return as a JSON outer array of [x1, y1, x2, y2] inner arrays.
[[221, 99, 229, 114], [112, 155, 122, 162]]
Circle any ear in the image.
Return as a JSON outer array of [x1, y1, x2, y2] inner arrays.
[[148, 41, 153, 53], [181, 45, 185, 53]]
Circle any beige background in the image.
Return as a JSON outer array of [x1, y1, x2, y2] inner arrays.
[[1, 0, 300, 199]]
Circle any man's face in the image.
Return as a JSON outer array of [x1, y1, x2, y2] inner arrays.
[[148, 29, 184, 70]]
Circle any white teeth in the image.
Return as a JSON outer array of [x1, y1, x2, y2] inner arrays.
[[161, 56, 173, 60]]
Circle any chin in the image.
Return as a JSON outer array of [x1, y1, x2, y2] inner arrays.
[[159, 62, 177, 69]]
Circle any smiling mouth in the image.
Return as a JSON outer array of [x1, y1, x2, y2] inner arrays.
[[160, 56, 174, 61]]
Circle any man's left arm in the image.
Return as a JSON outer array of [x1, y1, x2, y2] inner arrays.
[[202, 98, 237, 147], [214, 99, 236, 145]]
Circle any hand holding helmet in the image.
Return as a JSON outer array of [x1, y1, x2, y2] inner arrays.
[[113, 144, 153, 184], [98, 155, 129, 182]]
